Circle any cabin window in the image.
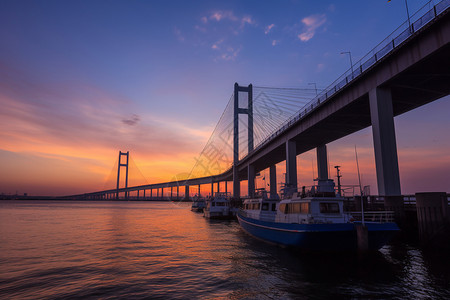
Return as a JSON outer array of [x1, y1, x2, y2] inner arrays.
[[212, 202, 215, 207], [271, 203, 276, 211], [279, 203, 287, 214], [291, 203, 301, 213], [216, 202, 225, 207], [301, 203, 310, 213], [319, 203, 340, 214], [262, 203, 269, 211]]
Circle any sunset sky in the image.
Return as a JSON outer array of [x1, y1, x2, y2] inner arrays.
[[1, 0, 449, 196]]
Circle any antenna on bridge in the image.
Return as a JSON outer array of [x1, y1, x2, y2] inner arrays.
[[117, 151, 129, 199]]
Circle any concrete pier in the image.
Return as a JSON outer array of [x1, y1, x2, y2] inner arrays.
[[270, 165, 277, 198], [286, 140, 297, 189], [248, 164, 255, 198], [316, 145, 328, 180], [369, 87, 401, 196], [416, 192, 450, 247]]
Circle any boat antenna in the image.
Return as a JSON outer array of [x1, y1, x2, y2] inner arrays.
[[354, 145, 365, 225]]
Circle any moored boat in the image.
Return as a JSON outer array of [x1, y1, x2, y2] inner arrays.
[[237, 180, 399, 251], [204, 192, 232, 219], [191, 194, 206, 212]]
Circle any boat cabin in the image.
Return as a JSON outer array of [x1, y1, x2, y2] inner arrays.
[[242, 189, 279, 222], [276, 193, 348, 224], [204, 192, 231, 219]]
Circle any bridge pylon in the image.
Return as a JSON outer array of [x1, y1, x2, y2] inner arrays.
[[116, 151, 129, 199], [233, 83, 253, 199]]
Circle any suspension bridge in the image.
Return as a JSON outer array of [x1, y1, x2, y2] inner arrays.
[[66, 1, 450, 215]]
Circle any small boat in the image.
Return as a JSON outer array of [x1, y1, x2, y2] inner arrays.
[[204, 192, 232, 219], [191, 194, 206, 212], [237, 180, 399, 251]]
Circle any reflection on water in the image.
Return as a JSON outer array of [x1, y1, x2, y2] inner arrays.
[[0, 201, 449, 299]]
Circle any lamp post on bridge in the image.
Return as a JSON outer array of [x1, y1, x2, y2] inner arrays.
[[388, 0, 411, 33], [340, 51, 353, 78], [308, 83, 318, 96]]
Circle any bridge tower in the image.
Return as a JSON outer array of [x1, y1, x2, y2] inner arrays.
[[116, 151, 129, 199], [233, 83, 253, 199]]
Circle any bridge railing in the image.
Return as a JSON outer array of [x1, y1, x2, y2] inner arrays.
[[246, 0, 449, 160]]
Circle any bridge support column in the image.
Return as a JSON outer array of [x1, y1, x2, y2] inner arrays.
[[225, 181, 228, 194], [177, 185, 179, 200], [184, 185, 189, 201], [317, 144, 328, 180], [270, 165, 277, 198], [286, 140, 297, 190], [211, 181, 214, 196], [233, 167, 240, 199], [248, 164, 255, 198], [217, 182, 220, 193], [170, 186, 173, 200], [198, 184, 201, 196], [369, 87, 401, 196]]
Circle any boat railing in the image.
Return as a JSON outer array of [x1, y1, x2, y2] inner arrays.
[[349, 211, 395, 223], [238, 208, 248, 218]]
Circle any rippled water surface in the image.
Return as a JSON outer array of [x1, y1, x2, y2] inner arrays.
[[1, 200, 449, 299]]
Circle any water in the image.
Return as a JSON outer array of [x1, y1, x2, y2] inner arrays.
[[1, 201, 449, 299]]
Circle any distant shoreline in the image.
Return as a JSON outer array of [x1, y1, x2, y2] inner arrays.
[[0, 196, 182, 201]]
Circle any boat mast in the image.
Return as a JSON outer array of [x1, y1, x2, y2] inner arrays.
[[355, 146, 365, 226]]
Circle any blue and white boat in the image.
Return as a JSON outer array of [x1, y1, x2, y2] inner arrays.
[[237, 180, 399, 251]]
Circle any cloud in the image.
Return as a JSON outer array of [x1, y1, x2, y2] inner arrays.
[[272, 40, 279, 46], [174, 27, 185, 42], [209, 11, 238, 22], [219, 46, 241, 61], [122, 114, 140, 126], [211, 39, 224, 50], [317, 63, 325, 71], [241, 15, 256, 27], [298, 14, 326, 42], [265, 24, 275, 34]]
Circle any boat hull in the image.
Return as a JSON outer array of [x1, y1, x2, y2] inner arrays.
[[237, 213, 399, 251], [204, 210, 231, 219]]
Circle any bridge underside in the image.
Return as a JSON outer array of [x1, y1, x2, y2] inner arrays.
[[238, 14, 450, 179]]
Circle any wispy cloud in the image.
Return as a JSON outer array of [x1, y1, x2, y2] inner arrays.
[[241, 15, 256, 27], [298, 14, 326, 42], [122, 114, 140, 126], [265, 24, 275, 34], [174, 27, 185, 42], [211, 39, 224, 50], [317, 63, 325, 72], [208, 11, 238, 22], [196, 10, 255, 61], [220, 46, 241, 61]]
